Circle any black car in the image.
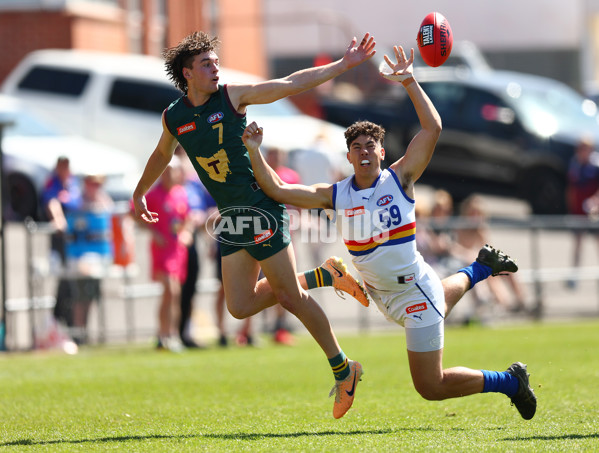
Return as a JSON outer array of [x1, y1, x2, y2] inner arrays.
[[321, 68, 599, 214]]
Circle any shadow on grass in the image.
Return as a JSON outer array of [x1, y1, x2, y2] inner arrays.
[[502, 433, 599, 442], [1, 429, 398, 447]]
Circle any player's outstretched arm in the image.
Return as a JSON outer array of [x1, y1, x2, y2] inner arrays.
[[242, 122, 333, 209], [230, 33, 376, 109], [383, 46, 442, 189]]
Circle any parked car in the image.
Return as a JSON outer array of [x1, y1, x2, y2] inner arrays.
[[320, 67, 599, 214], [0, 95, 140, 221], [1, 49, 351, 174]]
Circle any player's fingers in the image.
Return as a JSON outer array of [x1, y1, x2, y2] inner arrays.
[[383, 54, 394, 68], [360, 33, 370, 47], [408, 48, 415, 63], [347, 36, 357, 52], [142, 211, 159, 223], [398, 46, 407, 61]]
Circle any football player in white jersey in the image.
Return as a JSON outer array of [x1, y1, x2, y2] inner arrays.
[[240, 45, 536, 420]]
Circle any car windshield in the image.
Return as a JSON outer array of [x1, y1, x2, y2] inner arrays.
[[508, 82, 599, 137], [1, 108, 59, 137]]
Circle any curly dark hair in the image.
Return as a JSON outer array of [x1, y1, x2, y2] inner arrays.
[[344, 121, 386, 149], [163, 31, 220, 93]]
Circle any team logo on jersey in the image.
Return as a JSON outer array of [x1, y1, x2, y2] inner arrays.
[[345, 206, 365, 217], [406, 302, 427, 314], [207, 112, 224, 124], [196, 149, 231, 183], [177, 122, 196, 135], [377, 194, 393, 206]]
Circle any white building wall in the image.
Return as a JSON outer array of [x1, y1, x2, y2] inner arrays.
[[264, 0, 599, 87], [264, 0, 583, 55]]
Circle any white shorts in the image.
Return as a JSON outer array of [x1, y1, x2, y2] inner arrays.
[[366, 261, 445, 327], [366, 263, 445, 352], [405, 320, 444, 352]]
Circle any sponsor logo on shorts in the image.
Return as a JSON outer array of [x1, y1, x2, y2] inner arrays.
[[377, 195, 393, 206], [254, 229, 273, 244], [207, 112, 224, 124], [345, 206, 365, 217], [177, 122, 196, 135], [406, 302, 427, 314]]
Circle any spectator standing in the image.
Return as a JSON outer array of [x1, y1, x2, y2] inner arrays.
[[42, 157, 82, 340], [144, 156, 193, 351], [42, 156, 82, 266], [566, 136, 599, 288], [264, 147, 300, 345], [178, 147, 216, 348], [64, 174, 114, 342]]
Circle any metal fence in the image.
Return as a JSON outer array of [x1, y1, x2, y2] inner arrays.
[[2, 214, 599, 351]]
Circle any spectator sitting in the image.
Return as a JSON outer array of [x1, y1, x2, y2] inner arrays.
[[566, 136, 599, 288], [452, 195, 527, 322]]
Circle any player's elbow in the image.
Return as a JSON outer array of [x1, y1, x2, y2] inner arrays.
[[429, 116, 442, 139]]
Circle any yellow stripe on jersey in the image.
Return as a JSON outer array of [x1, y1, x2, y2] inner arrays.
[[345, 222, 416, 254]]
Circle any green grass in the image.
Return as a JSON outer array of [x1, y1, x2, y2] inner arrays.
[[0, 321, 598, 452]]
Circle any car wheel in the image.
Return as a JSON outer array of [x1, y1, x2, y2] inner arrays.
[[6, 173, 38, 221], [524, 168, 566, 215]]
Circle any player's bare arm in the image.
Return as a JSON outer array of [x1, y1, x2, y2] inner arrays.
[[382, 46, 442, 197], [242, 122, 334, 209], [132, 115, 178, 224], [228, 33, 376, 111]]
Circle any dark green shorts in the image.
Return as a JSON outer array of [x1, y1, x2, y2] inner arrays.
[[218, 199, 291, 261]]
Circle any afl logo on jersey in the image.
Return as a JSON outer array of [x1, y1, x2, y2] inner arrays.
[[377, 194, 393, 206], [207, 112, 224, 124]]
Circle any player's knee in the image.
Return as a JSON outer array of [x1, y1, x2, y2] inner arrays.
[[226, 299, 253, 319], [272, 288, 301, 313]]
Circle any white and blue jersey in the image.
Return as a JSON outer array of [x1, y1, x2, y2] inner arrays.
[[332, 168, 424, 290], [331, 168, 445, 333]]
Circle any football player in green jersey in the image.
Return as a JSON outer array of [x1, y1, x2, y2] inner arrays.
[[132, 31, 376, 418]]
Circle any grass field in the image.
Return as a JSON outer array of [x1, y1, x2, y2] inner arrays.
[[0, 320, 598, 452]]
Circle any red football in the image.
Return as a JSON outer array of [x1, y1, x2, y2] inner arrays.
[[417, 12, 453, 67]]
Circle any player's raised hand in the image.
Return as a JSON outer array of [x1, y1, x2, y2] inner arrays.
[[343, 33, 376, 69], [242, 121, 264, 152], [379, 45, 414, 82]]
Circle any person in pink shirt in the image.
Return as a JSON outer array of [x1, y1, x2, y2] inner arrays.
[[264, 147, 301, 345], [145, 155, 193, 351]]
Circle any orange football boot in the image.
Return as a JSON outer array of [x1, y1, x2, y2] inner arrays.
[[329, 360, 363, 419], [322, 256, 370, 307]]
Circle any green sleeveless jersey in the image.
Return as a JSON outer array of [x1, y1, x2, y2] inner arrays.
[[164, 85, 268, 210]]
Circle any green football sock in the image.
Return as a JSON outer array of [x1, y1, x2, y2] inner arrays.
[[303, 267, 333, 289], [329, 351, 350, 380]]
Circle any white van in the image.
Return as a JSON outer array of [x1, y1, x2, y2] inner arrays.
[[1, 49, 350, 171]]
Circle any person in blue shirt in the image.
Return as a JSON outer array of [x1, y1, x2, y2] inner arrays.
[[42, 156, 82, 265]]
